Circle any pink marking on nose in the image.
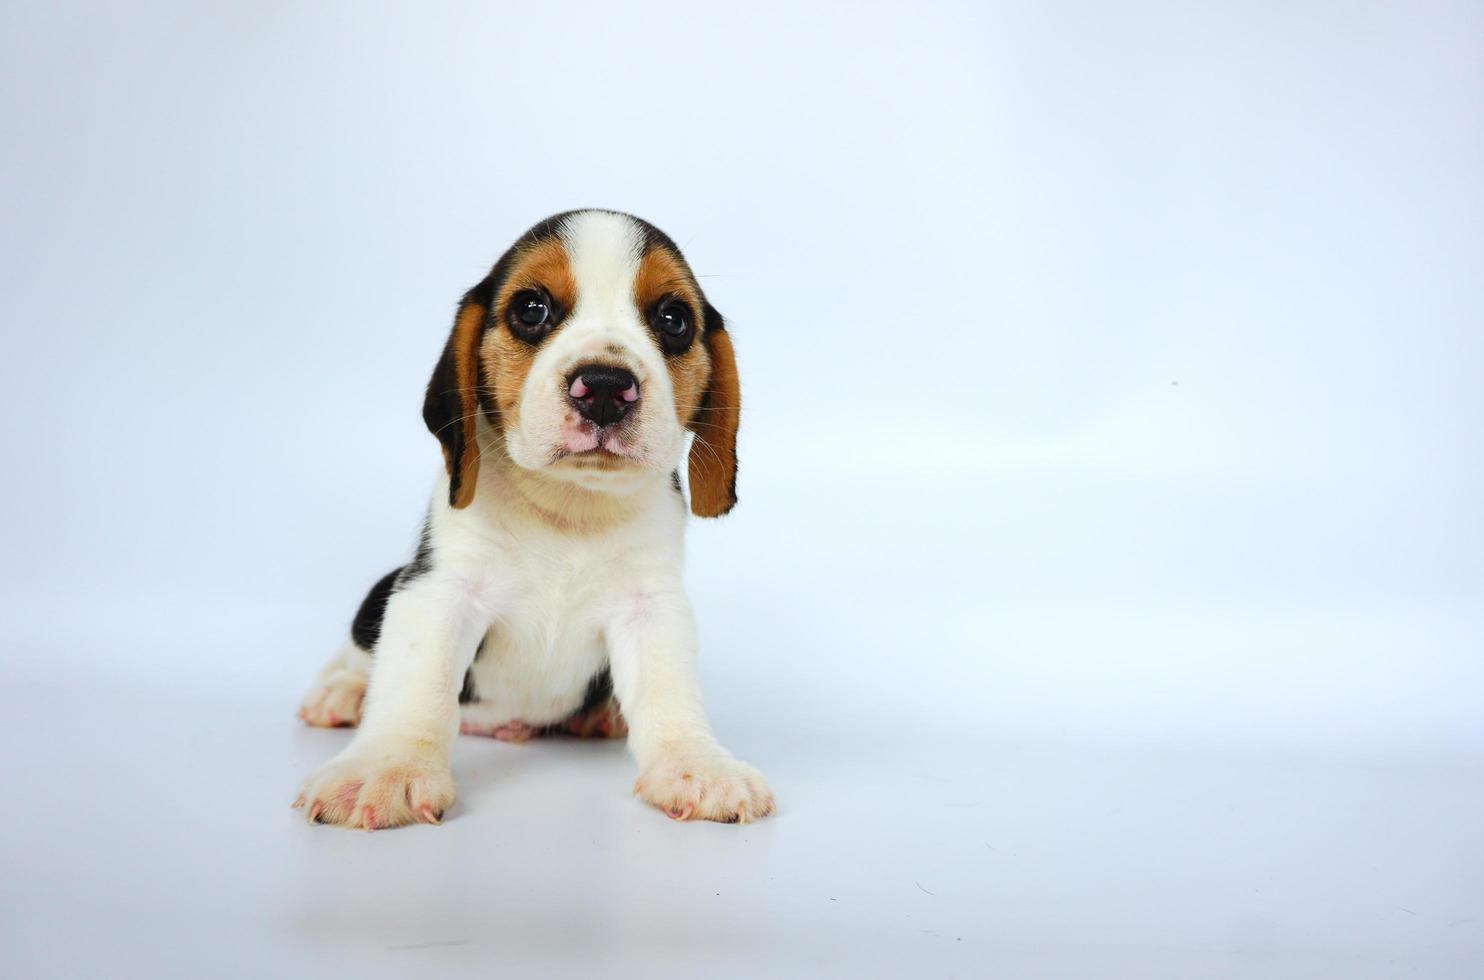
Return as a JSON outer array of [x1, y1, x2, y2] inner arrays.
[[620, 383, 639, 403], [569, 378, 590, 398]]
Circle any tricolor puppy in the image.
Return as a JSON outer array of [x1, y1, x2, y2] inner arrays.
[[294, 209, 773, 829]]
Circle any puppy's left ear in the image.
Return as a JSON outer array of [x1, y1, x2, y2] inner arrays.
[[422, 296, 488, 509], [688, 303, 741, 518]]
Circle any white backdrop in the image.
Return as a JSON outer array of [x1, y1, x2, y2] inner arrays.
[[2, 2, 1480, 977]]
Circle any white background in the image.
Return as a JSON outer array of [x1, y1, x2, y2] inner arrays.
[[2, 2, 1480, 977]]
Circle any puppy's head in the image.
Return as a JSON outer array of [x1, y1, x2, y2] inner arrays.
[[423, 210, 739, 517]]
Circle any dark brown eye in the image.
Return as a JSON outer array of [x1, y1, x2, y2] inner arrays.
[[651, 300, 693, 353], [509, 289, 553, 341]]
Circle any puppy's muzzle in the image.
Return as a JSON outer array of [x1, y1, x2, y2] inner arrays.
[[568, 365, 640, 427]]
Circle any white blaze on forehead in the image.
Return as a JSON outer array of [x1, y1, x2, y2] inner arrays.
[[558, 211, 645, 319]]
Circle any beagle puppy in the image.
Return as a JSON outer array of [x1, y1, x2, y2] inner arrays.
[[294, 209, 773, 829]]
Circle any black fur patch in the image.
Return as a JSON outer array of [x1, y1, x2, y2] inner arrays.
[[421, 328, 469, 506], [459, 637, 485, 704], [632, 214, 685, 258], [350, 567, 404, 651], [400, 514, 435, 583], [578, 666, 614, 715]]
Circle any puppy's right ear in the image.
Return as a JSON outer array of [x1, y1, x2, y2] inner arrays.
[[422, 296, 489, 509]]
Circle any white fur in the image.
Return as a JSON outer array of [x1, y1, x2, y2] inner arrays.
[[296, 211, 772, 829]]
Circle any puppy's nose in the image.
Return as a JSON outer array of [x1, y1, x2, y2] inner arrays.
[[568, 365, 640, 426]]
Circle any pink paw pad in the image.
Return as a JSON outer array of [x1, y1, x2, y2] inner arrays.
[[460, 719, 538, 742], [493, 722, 537, 742]]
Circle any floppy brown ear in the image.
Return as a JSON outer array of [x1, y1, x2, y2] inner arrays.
[[422, 298, 488, 509], [688, 303, 741, 518]]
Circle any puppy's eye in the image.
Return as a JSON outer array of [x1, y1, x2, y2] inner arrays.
[[516, 295, 548, 325], [508, 289, 553, 341], [651, 300, 693, 353], [656, 305, 688, 336]]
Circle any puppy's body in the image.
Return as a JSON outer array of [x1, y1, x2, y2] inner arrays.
[[295, 211, 771, 829]]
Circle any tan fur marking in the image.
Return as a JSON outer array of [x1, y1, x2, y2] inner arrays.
[[633, 247, 700, 317], [633, 247, 709, 427], [482, 237, 579, 433], [497, 237, 578, 315]]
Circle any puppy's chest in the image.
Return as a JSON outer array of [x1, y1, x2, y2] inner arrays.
[[462, 548, 618, 724]]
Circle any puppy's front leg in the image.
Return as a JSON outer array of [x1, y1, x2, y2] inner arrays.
[[607, 591, 774, 823], [297, 575, 486, 830]]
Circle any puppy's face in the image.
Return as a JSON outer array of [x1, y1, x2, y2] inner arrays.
[[424, 210, 740, 516]]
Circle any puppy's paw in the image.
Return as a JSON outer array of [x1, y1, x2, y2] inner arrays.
[[634, 749, 774, 824], [460, 719, 538, 742], [558, 698, 628, 739], [296, 667, 366, 728], [295, 739, 454, 830]]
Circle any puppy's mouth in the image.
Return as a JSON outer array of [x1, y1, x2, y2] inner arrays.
[[555, 422, 638, 463]]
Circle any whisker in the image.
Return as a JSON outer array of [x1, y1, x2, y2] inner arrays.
[[688, 432, 725, 470], [432, 407, 495, 437]]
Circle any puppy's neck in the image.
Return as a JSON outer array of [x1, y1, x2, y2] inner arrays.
[[477, 437, 656, 533]]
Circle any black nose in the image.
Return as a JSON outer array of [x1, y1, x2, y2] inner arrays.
[[568, 365, 640, 426]]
